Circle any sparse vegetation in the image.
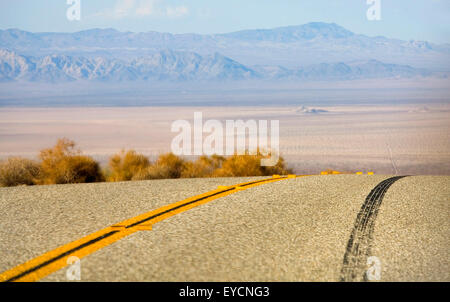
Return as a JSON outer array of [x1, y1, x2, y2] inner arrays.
[[0, 157, 41, 187], [0, 139, 292, 187], [181, 155, 225, 178], [138, 153, 187, 180], [214, 153, 292, 177], [107, 150, 150, 182], [37, 138, 103, 185]]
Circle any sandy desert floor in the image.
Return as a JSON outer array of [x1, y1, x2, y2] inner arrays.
[[0, 104, 449, 174]]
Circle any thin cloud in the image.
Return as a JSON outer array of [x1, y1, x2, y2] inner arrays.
[[93, 0, 189, 19], [166, 6, 189, 18], [115, 0, 136, 18], [136, 0, 157, 17]]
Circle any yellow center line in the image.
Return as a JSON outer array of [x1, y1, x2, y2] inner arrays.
[[0, 174, 306, 282]]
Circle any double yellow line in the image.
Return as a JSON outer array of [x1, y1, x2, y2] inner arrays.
[[0, 175, 300, 282]]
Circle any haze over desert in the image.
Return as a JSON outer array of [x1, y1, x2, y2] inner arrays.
[[1, 103, 449, 175]]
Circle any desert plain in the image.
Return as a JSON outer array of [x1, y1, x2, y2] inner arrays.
[[0, 103, 449, 175]]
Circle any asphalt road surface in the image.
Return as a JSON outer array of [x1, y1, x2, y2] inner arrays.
[[0, 175, 448, 282]]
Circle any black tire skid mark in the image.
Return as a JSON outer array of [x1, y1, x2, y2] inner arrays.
[[340, 176, 407, 282]]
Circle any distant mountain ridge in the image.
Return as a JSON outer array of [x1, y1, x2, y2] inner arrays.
[[0, 48, 431, 83], [220, 22, 355, 41], [1, 22, 449, 71], [0, 49, 257, 82]]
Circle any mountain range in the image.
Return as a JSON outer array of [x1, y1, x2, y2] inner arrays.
[[0, 22, 448, 83], [0, 48, 431, 83]]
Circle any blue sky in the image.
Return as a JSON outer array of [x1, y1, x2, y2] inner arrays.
[[1, 0, 449, 44]]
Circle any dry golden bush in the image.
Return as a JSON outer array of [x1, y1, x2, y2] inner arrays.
[[38, 138, 103, 184], [260, 155, 292, 175], [213, 153, 291, 177], [124, 152, 290, 180], [1, 137, 293, 186], [108, 150, 150, 182], [213, 155, 263, 177], [181, 155, 225, 178], [140, 153, 186, 180], [0, 157, 41, 187]]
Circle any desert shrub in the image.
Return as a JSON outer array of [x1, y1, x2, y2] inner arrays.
[[214, 153, 292, 177], [213, 154, 264, 177], [0, 157, 41, 187], [1, 137, 293, 186], [181, 155, 225, 178], [108, 150, 150, 182], [260, 155, 292, 176], [38, 138, 103, 184], [140, 153, 186, 180]]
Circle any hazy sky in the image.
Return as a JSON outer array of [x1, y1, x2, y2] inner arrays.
[[1, 0, 449, 44]]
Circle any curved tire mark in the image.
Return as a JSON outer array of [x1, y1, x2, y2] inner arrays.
[[340, 176, 407, 282]]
